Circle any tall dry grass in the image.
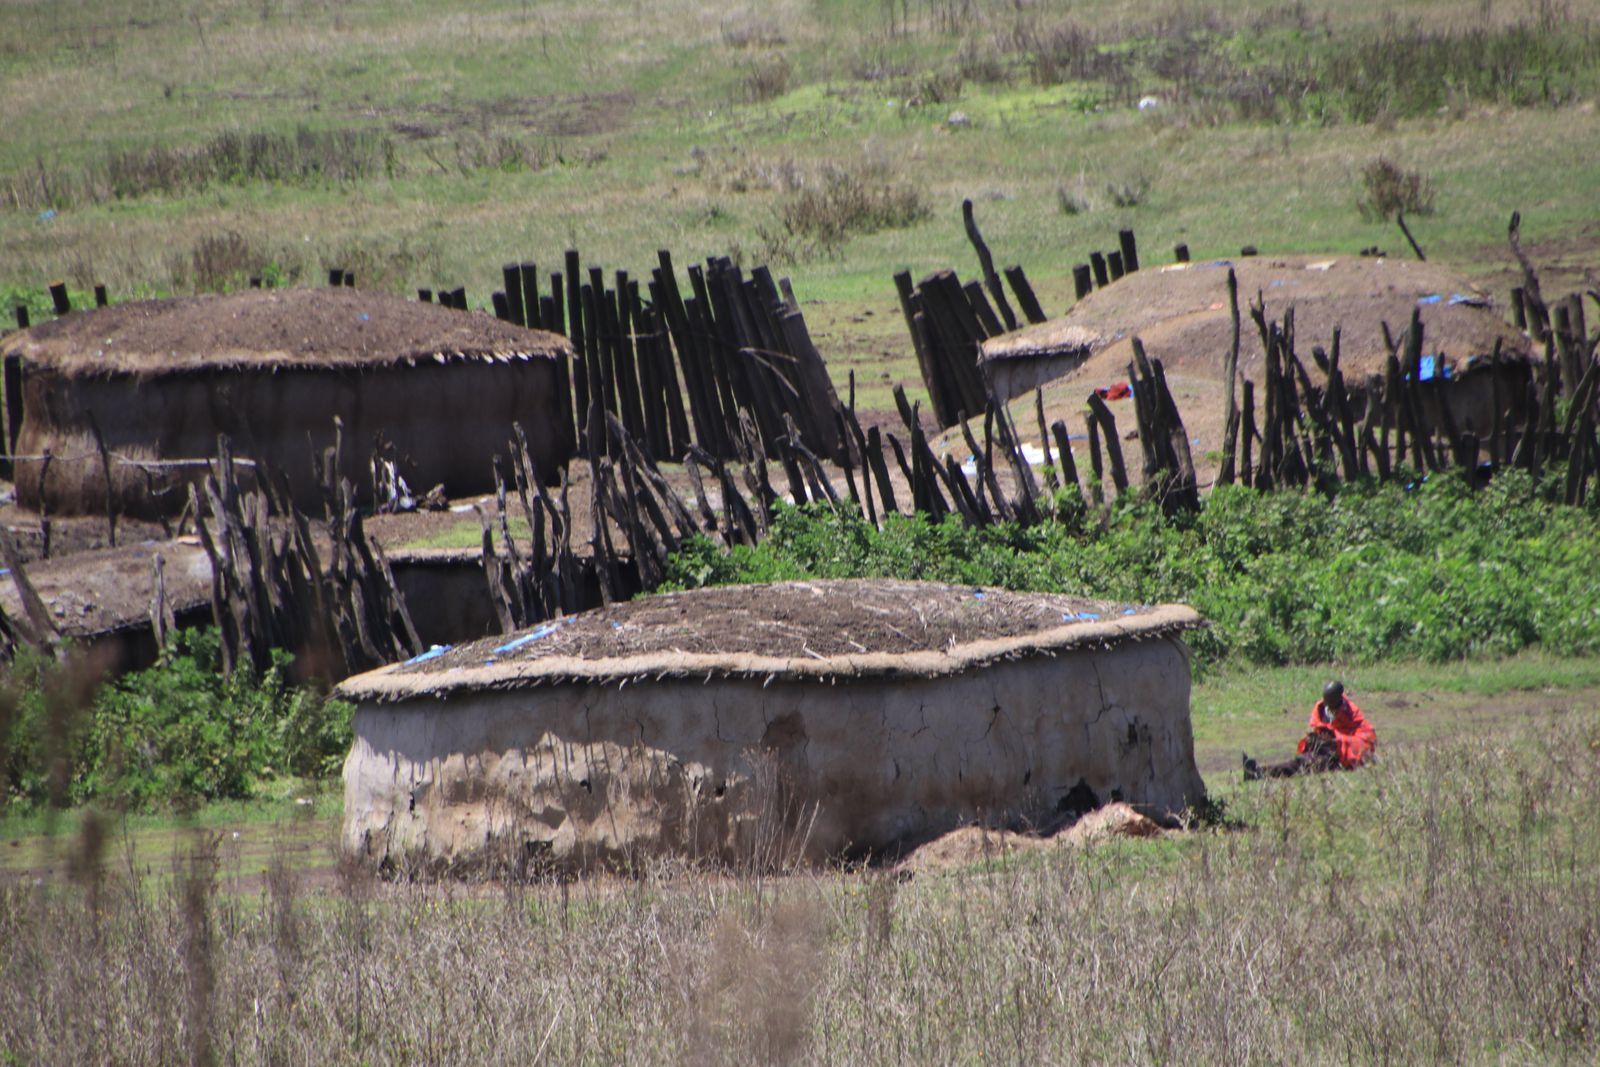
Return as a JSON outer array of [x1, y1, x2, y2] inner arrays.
[[2, 710, 1596, 1064]]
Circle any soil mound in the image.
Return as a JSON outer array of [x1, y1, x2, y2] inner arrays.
[[1049, 254, 1529, 387], [896, 802, 1168, 873]]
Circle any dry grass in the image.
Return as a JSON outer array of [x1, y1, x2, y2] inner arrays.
[[2, 705, 1596, 1064]]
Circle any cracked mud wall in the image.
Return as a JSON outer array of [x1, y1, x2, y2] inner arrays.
[[342, 636, 1206, 873]]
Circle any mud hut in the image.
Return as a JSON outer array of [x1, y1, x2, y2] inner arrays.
[[338, 578, 1208, 875], [980, 321, 1098, 404], [1, 288, 574, 518], [994, 255, 1534, 436]]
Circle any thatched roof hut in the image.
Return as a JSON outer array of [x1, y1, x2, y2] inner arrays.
[[980, 321, 1098, 403], [1, 288, 574, 517], [338, 578, 1208, 875]]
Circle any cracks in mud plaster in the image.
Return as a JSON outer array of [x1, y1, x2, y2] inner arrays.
[[1082, 660, 1127, 751]]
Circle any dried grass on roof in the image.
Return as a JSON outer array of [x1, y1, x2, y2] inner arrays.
[[1, 287, 571, 377], [981, 321, 1100, 362], [337, 578, 1203, 701]]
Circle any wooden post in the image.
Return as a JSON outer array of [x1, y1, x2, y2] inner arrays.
[[1004, 266, 1048, 324], [1107, 251, 1125, 282], [1174, 244, 1190, 263], [520, 262, 542, 330], [417, 289, 432, 303], [328, 268, 344, 287], [93, 284, 108, 308], [865, 425, 899, 516], [1118, 228, 1140, 273], [962, 198, 1018, 332], [1511, 287, 1527, 330], [962, 279, 1004, 337], [1241, 378, 1257, 485], [894, 271, 950, 426], [501, 264, 526, 326], [1089, 253, 1109, 289], [2, 355, 21, 481], [1073, 265, 1093, 301], [48, 282, 70, 316], [1085, 392, 1130, 494], [1050, 419, 1084, 511], [1219, 268, 1241, 486]]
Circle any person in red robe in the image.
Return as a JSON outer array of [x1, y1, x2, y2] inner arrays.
[[1243, 680, 1376, 780]]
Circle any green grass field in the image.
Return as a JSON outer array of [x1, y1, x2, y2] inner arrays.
[[4, 0, 1598, 409]]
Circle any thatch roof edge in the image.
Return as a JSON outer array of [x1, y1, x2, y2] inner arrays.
[[336, 604, 1205, 704], [980, 321, 1099, 363]]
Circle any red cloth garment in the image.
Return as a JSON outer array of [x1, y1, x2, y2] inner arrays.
[[1298, 697, 1376, 768]]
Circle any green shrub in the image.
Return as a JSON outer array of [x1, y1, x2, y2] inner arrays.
[[0, 629, 353, 811], [664, 471, 1600, 669]]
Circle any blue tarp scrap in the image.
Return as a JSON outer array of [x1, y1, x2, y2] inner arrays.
[[1417, 293, 1443, 305], [405, 644, 452, 665], [494, 619, 566, 655], [1062, 611, 1101, 622], [1448, 293, 1487, 307], [1416, 355, 1453, 382]]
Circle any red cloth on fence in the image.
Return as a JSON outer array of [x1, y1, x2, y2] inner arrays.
[[1094, 382, 1132, 401]]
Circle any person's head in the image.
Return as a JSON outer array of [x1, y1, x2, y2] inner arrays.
[[1322, 680, 1346, 711]]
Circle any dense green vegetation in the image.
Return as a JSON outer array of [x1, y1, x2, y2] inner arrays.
[[665, 469, 1600, 668], [0, 629, 351, 812]]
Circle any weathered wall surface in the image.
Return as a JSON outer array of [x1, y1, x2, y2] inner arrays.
[[983, 351, 1090, 405], [342, 636, 1206, 873], [15, 360, 571, 517]]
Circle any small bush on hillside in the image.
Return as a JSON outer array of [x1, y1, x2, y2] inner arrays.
[[1106, 172, 1151, 208], [1358, 157, 1436, 220], [741, 54, 792, 103], [761, 163, 930, 260]]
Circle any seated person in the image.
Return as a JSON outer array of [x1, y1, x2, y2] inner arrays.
[[1243, 680, 1376, 780]]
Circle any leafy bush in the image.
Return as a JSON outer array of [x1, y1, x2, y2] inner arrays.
[[1357, 157, 1435, 221], [0, 629, 353, 811], [664, 470, 1600, 669]]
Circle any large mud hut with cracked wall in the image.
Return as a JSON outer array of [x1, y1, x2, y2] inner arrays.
[[0, 287, 574, 518], [337, 578, 1209, 875]]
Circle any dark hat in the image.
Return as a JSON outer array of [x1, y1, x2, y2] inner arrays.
[[1323, 680, 1345, 704]]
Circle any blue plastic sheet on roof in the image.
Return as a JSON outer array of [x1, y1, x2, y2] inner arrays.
[[494, 619, 566, 655], [1416, 356, 1453, 382], [404, 644, 452, 665]]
